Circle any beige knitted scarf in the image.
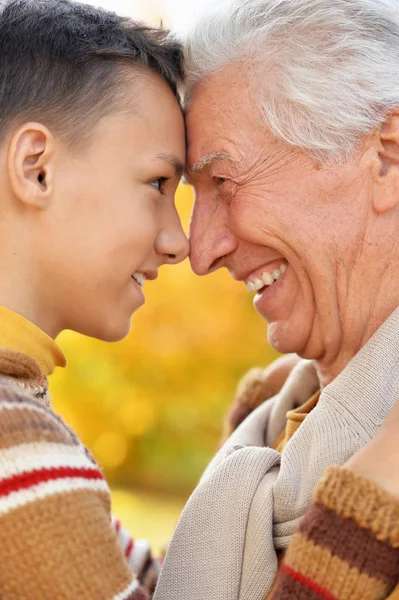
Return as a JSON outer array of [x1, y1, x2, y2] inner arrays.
[[154, 307, 399, 600]]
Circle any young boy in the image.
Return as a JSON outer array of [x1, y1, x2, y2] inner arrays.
[[0, 0, 188, 598]]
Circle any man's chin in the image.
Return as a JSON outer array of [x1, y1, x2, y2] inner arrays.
[[267, 319, 309, 356]]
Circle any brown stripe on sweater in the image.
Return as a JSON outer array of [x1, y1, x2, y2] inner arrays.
[[0, 381, 47, 406], [130, 589, 150, 600], [0, 402, 76, 450], [299, 501, 399, 586], [315, 467, 399, 547], [0, 383, 91, 451], [284, 533, 389, 600], [0, 383, 50, 414], [0, 350, 46, 383], [0, 488, 130, 599], [271, 569, 331, 600], [141, 557, 160, 596]]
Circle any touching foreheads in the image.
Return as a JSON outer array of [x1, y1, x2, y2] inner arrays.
[[181, 0, 399, 163]]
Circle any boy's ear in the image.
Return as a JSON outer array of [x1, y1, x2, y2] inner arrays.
[[8, 122, 55, 209], [371, 111, 399, 214]]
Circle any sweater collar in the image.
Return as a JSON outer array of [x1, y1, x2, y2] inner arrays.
[[0, 305, 66, 376]]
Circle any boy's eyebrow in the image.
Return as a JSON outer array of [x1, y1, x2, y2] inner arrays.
[[155, 152, 184, 178]]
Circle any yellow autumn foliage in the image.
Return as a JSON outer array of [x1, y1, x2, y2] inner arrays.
[[50, 184, 279, 496]]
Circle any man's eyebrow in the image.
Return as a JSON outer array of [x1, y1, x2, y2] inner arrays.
[[155, 152, 184, 178], [191, 152, 235, 174]]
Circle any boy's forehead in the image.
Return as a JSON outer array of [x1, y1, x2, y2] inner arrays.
[[154, 152, 185, 177], [79, 101, 186, 175]]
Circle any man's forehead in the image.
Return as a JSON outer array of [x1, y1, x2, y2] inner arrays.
[[184, 94, 250, 179]]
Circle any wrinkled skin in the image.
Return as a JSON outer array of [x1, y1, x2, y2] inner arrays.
[[186, 63, 399, 386]]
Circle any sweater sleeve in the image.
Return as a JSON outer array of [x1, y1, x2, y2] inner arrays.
[[0, 383, 149, 600], [271, 466, 399, 600], [112, 517, 162, 595]]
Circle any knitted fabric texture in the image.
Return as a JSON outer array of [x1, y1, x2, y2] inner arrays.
[[0, 348, 155, 600], [271, 466, 399, 600], [154, 307, 399, 600], [223, 354, 302, 441]]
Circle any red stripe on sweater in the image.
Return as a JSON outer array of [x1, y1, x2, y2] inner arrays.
[[0, 466, 104, 498], [281, 564, 338, 600], [125, 538, 134, 559]]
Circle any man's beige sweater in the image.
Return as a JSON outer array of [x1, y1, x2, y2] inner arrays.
[[155, 307, 399, 600]]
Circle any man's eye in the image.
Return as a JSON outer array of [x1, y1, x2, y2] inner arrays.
[[150, 177, 168, 194], [213, 176, 228, 186]]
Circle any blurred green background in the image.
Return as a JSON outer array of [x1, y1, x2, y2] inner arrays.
[[50, 185, 279, 552]]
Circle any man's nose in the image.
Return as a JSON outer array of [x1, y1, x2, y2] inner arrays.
[[189, 194, 237, 275], [156, 208, 189, 265]]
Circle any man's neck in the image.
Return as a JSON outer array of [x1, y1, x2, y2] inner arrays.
[[315, 269, 399, 388]]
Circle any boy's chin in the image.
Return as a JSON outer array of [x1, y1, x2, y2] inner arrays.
[[96, 327, 131, 343], [79, 316, 133, 343]]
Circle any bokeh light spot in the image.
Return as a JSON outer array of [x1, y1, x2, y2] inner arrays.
[[117, 400, 156, 437], [93, 431, 128, 470]]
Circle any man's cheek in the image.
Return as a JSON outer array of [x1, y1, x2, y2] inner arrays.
[[232, 205, 277, 244]]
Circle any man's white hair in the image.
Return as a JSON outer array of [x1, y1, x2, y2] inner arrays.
[[182, 0, 399, 163]]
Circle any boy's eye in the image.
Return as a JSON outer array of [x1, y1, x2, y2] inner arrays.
[[150, 177, 168, 194]]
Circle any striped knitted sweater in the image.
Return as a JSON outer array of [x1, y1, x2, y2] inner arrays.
[[0, 343, 158, 600], [3, 307, 399, 599], [271, 466, 399, 600], [227, 364, 399, 600]]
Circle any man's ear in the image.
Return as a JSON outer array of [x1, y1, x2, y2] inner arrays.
[[371, 111, 399, 214], [7, 122, 55, 210]]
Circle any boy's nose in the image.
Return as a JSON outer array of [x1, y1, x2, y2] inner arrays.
[[156, 226, 189, 265]]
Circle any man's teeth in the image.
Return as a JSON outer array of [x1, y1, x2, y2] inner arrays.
[[246, 263, 287, 293], [132, 272, 146, 287]]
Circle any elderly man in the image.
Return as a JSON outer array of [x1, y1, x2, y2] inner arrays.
[[154, 1, 399, 599]]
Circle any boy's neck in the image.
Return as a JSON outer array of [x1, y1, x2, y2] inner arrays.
[[0, 292, 56, 339], [0, 304, 66, 375], [0, 251, 59, 339]]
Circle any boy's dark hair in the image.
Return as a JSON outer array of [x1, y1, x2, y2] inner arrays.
[[0, 0, 184, 144]]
